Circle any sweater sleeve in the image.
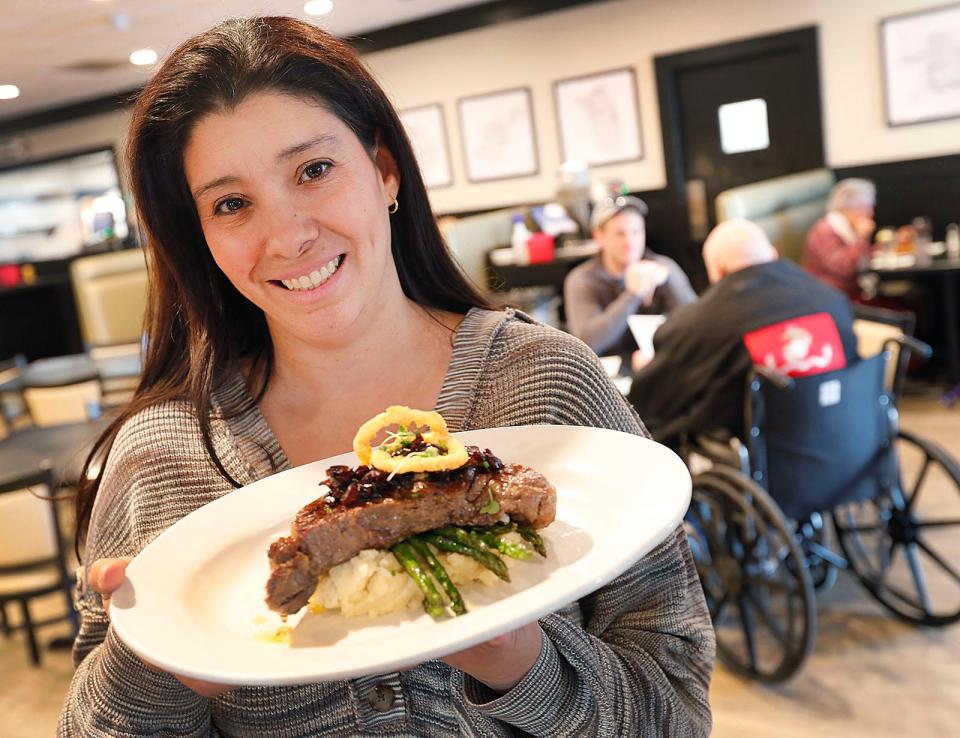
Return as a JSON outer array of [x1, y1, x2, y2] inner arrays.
[[564, 264, 643, 355], [58, 405, 223, 737], [462, 318, 715, 738]]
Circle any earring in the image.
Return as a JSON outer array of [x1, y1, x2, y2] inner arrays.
[[388, 199, 399, 214]]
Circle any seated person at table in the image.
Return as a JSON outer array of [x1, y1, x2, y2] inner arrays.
[[629, 219, 858, 445], [564, 195, 696, 370], [804, 178, 876, 298]]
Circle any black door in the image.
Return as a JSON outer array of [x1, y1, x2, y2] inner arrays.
[[656, 27, 825, 245]]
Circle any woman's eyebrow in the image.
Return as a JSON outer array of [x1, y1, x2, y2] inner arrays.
[[191, 134, 340, 200], [276, 133, 339, 163]]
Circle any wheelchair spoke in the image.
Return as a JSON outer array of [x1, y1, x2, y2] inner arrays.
[[745, 573, 800, 595], [916, 518, 960, 529], [875, 540, 899, 595], [916, 539, 960, 587], [738, 594, 759, 673], [904, 544, 933, 615], [744, 588, 787, 646], [905, 456, 931, 513], [834, 521, 883, 535]]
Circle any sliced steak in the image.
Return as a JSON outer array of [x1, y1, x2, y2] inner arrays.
[[265, 447, 556, 615]]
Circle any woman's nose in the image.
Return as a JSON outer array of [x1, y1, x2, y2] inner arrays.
[[262, 205, 320, 259]]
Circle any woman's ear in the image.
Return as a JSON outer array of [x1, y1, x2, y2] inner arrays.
[[374, 136, 401, 205]]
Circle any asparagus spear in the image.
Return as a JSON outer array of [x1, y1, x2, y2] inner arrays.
[[409, 537, 466, 615], [469, 529, 533, 560], [421, 533, 510, 582], [516, 525, 547, 558], [391, 541, 445, 618]]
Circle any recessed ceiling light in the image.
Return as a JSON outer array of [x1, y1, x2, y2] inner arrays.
[[129, 48, 158, 66], [0, 85, 20, 100], [304, 0, 334, 17]]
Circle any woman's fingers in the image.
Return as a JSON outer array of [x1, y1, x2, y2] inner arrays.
[[87, 556, 133, 614]]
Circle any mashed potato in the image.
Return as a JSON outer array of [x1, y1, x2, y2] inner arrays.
[[307, 533, 525, 618]]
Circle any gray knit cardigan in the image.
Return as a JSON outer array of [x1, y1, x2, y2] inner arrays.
[[59, 308, 714, 737]]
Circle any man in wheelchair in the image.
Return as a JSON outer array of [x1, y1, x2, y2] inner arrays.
[[629, 218, 859, 445], [630, 220, 960, 684]]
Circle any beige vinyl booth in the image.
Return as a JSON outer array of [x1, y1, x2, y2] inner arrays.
[[69, 248, 148, 409], [715, 168, 835, 263], [69, 247, 149, 347]]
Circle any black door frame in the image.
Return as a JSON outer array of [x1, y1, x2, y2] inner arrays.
[[654, 25, 825, 193]]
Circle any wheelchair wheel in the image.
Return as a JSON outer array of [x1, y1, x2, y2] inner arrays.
[[685, 465, 816, 682], [833, 429, 960, 626]]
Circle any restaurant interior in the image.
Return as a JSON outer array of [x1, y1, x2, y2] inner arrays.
[[0, 1, 958, 736]]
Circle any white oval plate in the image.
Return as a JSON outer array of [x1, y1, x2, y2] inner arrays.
[[110, 425, 690, 685]]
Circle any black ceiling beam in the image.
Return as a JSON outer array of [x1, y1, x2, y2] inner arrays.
[[0, 0, 608, 138]]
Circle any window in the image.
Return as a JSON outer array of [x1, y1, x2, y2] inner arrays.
[[718, 98, 770, 154]]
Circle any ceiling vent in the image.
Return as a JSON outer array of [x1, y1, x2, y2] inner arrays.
[[58, 58, 129, 73]]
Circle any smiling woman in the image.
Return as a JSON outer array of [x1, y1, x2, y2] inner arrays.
[[58, 15, 714, 738]]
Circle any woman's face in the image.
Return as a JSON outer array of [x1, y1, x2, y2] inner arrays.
[[183, 90, 400, 345]]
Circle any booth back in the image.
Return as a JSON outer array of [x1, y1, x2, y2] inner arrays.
[[715, 168, 835, 263], [70, 248, 149, 347]]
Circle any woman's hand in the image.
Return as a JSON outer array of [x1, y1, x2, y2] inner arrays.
[[87, 557, 235, 699], [442, 621, 543, 694]]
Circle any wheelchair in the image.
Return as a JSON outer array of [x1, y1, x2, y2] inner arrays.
[[681, 334, 960, 682]]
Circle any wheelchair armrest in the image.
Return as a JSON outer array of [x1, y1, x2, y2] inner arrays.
[[751, 365, 795, 390]]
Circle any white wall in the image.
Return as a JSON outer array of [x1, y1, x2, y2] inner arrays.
[[5, 0, 958, 214]]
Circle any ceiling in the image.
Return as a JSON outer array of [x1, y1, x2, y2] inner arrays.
[[0, 0, 490, 122]]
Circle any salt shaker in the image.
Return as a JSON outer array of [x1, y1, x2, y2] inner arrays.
[[947, 223, 960, 260]]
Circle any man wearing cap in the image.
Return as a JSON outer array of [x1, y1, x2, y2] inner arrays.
[[563, 195, 696, 370]]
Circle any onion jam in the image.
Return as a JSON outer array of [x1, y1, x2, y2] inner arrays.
[[320, 445, 504, 510]]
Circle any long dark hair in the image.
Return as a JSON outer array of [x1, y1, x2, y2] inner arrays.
[[75, 16, 491, 552]]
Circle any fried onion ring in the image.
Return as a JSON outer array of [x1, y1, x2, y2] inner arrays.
[[352, 406, 468, 473]]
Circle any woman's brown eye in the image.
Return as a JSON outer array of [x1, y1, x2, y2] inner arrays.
[[301, 161, 331, 181], [216, 197, 246, 214]]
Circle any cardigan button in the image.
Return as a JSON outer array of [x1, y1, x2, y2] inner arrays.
[[367, 684, 396, 712]]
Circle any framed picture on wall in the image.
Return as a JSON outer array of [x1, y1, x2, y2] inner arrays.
[[553, 67, 643, 166], [880, 3, 960, 126], [457, 87, 539, 182], [399, 104, 453, 189]]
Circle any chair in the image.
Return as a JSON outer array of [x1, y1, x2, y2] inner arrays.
[[715, 168, 835, 263], [89, 341, 142, 407], [23, 380, 102, 427], [0, 354, 30, 436], [69, 248, 149, 347], [439, 208, 520, 290], [852, 305, 916, 396], [0, 467, 78, 665]]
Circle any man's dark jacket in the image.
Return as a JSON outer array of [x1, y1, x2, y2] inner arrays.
[[628, 259, 858, 443]]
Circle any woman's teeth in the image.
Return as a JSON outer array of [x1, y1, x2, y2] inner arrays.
[[280, 255, 342, 291]]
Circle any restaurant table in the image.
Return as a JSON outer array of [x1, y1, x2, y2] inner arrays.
[[485, 241, 599, 293], [867, 255, 960, 384], [0, 417, 110, 487], [0, 350, 142, 392]]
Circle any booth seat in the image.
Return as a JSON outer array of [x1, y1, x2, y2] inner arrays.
[[438, 208, 523, 291]]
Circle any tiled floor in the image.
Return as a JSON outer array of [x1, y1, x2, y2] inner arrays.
[[2, 396, 957, 737]]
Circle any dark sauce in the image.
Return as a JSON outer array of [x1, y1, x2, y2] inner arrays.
[[319, 445, 503, 511]]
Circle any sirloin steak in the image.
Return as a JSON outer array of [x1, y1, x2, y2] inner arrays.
[[265, 446, 556, 616]]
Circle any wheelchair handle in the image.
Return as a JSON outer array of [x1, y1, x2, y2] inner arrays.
[[885, 335, 932, 362], [751, 364, 795, 390]]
